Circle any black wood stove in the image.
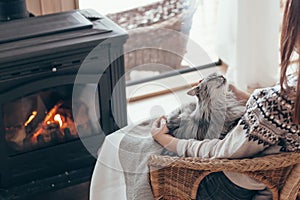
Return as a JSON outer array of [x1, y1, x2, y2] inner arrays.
[[0, 7, 128, 200]]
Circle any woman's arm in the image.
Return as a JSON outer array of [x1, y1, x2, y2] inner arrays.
[[151, 116, 268, 159], [151, 116, 179, 152]]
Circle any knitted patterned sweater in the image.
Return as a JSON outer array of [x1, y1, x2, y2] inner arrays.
[[176, 78, 299, 199]]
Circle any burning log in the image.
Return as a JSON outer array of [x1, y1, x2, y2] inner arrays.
[[35, 121, 64, 144], [56, 107, 77, 137], [31, 102, 63, 144]]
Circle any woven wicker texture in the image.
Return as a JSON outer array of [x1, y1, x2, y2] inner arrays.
[[106, 0, 196, 80], [148, 152, 300, 200]]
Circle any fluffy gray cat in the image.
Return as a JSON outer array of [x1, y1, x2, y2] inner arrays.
[[165, 72, 245, 141]]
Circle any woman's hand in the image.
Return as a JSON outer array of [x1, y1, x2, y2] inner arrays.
[[151, 116, 169, 140], [151, 116, 178, 153]]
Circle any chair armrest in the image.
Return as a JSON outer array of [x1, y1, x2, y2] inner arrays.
[[280, 164, 300, 200], [148, 152, 300, 200]]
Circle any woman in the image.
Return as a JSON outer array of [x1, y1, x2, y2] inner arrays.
[[151, 0, 300, 199], [90, 1, 299, 199]]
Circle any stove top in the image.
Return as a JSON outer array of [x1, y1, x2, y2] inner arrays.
[[0, 9, 127, 67], [0, 9, 113, 44]]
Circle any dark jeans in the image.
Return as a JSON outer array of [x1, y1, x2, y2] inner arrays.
[[196, 172, 257, 200]]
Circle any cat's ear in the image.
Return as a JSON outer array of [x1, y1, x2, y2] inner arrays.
[[187, 86, 199, 96]]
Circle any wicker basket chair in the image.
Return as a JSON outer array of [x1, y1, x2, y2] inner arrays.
[[148, 152, 300, 200], [106, 0, 197, 80]]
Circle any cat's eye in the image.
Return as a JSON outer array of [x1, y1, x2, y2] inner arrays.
[[198, 79, 203, 83]]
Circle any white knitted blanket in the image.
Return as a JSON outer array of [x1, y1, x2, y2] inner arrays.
[[118, 119, 165, 200]]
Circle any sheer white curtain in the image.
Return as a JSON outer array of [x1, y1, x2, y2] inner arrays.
[[215, 0, 280, 91]]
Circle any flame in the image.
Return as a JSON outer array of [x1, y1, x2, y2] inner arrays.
[[32, 102, 63, 141], [54, 114, 63, 127], [42, 102, 63, 126], [24, 111, 37, 127]]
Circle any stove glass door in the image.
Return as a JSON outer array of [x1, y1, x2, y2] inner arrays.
[[3, 84, 100, 154]]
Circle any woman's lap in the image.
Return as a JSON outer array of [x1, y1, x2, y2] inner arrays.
[[196, 172, 257, 200]]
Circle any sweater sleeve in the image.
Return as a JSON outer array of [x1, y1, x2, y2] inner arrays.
[[176, 122, 268, 159]]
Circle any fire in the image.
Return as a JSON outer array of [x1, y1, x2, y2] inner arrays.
[[21, 100, 91, 146], [5, 99, 93, 151], [54, 114, 63, 127], [31, 102, 63, 141], [24, 111, 37, 127]]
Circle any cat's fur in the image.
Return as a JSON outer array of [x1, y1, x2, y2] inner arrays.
[[166, 72, 245, 141]]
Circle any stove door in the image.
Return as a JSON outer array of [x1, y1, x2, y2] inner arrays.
[[0, 73, 119, 189], [1, 75, 102, 155]]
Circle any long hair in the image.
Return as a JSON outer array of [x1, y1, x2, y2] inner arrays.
[[280, 0, 300, 124]]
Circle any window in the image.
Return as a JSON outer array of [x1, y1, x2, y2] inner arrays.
[[79, 0, 220, 85]]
